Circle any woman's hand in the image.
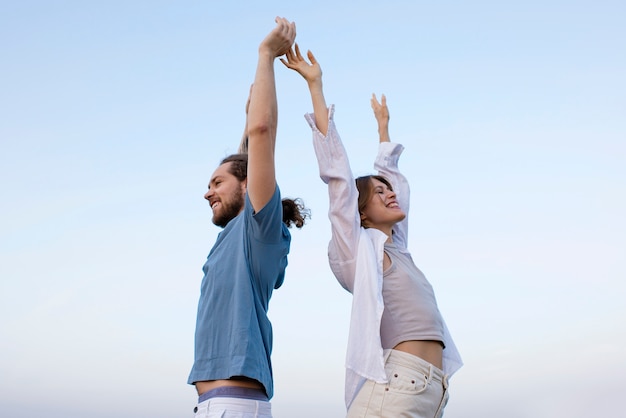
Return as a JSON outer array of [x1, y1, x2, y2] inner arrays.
[[282, 43, 328, 135], [281, 43, 322, 85], [371, 93, 390, 143]]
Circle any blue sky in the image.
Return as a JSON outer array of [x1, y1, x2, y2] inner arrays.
[[1, 1, 625, 417]]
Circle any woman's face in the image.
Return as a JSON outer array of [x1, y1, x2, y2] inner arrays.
[[360, 177, 406, 231]]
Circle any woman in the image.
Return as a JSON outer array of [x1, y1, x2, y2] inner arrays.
[[282, 45, 463, 418]]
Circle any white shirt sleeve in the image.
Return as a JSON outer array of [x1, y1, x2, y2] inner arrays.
[[305, 105, 360, 292], [374, 142, 409, 250]]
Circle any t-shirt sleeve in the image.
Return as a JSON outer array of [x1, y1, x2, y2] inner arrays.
[[244, 186, 286, 244], [244, 186, 291, 292]]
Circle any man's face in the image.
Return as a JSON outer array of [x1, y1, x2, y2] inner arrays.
[[204, 162, 246, 228]]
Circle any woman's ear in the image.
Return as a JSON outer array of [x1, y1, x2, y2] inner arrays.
[[360, 212, 368, 227]]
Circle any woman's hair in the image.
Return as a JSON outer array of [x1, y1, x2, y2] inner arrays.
[[355, 175, 393, 226], [220, 153, 310, 229]]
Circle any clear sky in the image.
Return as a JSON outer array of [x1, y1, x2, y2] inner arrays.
[[1, 1, 625, 417]]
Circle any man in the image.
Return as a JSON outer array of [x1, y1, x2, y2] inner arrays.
[[188, 17, 305, 418]]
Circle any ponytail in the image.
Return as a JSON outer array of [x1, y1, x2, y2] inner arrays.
[[282, 198, 309, 229]]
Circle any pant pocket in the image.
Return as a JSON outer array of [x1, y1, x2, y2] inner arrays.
[[386, 364, 429, 395]]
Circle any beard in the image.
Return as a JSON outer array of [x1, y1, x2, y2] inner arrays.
[[212, 187, 245, 228]]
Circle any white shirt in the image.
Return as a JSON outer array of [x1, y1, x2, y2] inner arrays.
[[305, 105, 463, 409]]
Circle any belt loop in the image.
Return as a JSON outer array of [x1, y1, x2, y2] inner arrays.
[[442, 374, 449, 390]]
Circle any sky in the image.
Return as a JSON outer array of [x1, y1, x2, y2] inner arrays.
[[1, 1, 625, 417]]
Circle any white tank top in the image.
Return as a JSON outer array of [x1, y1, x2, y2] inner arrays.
[[380, 242, 445, 349]]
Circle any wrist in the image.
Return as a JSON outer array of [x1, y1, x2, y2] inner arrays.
[[307, 79, 324, 97], [258, 45, 278, 60], [307, 77, 323, 89]]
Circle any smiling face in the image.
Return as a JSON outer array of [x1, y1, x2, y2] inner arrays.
[[204, 162, 247, 228], [358, 176, 406, 235]]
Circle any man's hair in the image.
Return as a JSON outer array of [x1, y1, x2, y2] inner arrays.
[[220, 153, 310, 229], [281, 198, 309, 228], [221, 154, 248, 181]]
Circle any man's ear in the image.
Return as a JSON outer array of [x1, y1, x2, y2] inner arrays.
[[241, 178, 248, 192]]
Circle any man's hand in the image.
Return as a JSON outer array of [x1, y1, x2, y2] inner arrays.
[[259, 17, 296, 58]]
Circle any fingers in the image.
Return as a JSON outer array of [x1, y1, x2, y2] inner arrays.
[[281, 17, 296, 40], [371, 93, 389, 122], [307, 50, 317, 65], [281, 56, 299, 69], [380, 94, 389, 118], [295, 43, 303, 60], [371, 93, 380, 110], [285, 46, 295, 62], [274, 16, 296, 53], [274, 16, 295, 35], [280, 44, 310, 67], [279, 45, 299, 69], [371, 93, 387, 110]]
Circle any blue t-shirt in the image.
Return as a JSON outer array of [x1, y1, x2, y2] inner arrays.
[[188, 186, 291, 399]]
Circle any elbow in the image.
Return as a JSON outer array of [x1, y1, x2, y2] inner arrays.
[[247, 121, 273, 139]]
